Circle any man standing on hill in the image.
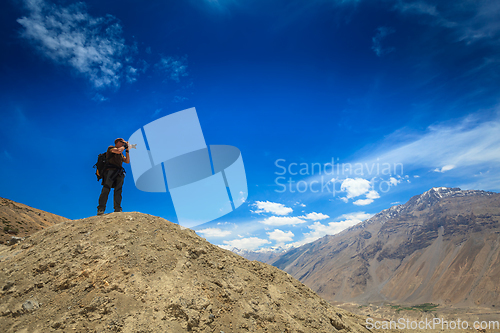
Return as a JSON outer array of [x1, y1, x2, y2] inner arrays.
[[97, 138, 130, 215]]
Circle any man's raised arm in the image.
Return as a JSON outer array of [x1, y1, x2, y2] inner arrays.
[[110, 147, 125, 154], [124, 149, 130, 164]]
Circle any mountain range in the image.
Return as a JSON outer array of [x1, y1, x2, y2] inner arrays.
[[268, 187, 500, 308]]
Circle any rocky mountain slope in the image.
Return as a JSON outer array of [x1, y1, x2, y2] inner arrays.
[[0, 211, 372, 333], [0, 197, 69, 244], [270, 187, 500, 308]]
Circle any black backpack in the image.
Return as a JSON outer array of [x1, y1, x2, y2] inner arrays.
[[93, 152, 109, 181]]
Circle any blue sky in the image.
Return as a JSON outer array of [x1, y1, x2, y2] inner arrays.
[[1, 0, 499, 251]]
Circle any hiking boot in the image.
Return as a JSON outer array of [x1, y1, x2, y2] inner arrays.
[[114, 208, 122, 213], [97, 209, 105, 216]]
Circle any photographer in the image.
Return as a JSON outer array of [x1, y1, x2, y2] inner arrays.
[[97, 138, 130, 215]]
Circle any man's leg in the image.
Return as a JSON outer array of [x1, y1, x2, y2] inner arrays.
[[113, 174, 125, 212], [98, 185, 111, 214], [97, 171, 113, 215]]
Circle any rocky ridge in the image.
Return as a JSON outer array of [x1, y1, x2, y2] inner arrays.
[[0, 197, 69, 245], [0, 212, 372, 333], [347, 187, 495, 232]]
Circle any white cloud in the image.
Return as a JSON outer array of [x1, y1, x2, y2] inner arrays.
[[300, 212, 330, 220], [222, 237, 270, 250], [341, 178, 371, 198], [389, 177, 400, 186], [196, 228, 232, 237], [17, 0, 133, 89], [253, 201, 293, 215], [340, 178, 381, 205], [260, 216, 307, 226], [267, 229, 294, 243], [157, 56, 188, 82], [366, 190, 380, 199], [372, 26, 395, 57], [353, 198, 374, 206]]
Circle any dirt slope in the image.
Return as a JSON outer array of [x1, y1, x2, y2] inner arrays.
[[0, 197, 69, 244], [0, 212, 373, 333]]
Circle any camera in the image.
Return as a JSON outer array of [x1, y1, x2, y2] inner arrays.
[[123, 142, 129, 149]]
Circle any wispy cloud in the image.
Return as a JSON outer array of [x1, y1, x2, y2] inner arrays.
[[126, 66, 138, 83], [300, 212, 329, 220], [15, 107, 27, 124], [173, 96, 189, 103], [92, 94, 108, 102], [190, 0, 241, 14], [290, 211, 372, 247], [460, 1, 500, 44], [17, 0, 134, 89], [252, 201, 293, 215], [367, 112, 500, 170], [152, 108, 162, 118], [433, 165, 456, 173], [357, 109, 500, 190], [222, 237, 270, 250], [393, 0, 500, 46], [156, 56, 189, 82], [196, 228, 232, 237], [260, 216, 307, 226], [393, 1, 439, 17], [3, 150, 14, 161], [338, 212, 373, 221], [372, 26, 395, 57]]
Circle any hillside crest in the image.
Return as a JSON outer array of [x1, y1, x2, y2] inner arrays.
[[0, 211, 369, 333]]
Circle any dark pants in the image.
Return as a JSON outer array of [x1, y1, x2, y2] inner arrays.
[[97, 170, 125, 212]]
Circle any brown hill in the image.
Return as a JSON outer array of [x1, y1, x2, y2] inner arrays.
[[0, 197, 69, 244], [0, 211, 372, 333], [270, 187, 500, 308]]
